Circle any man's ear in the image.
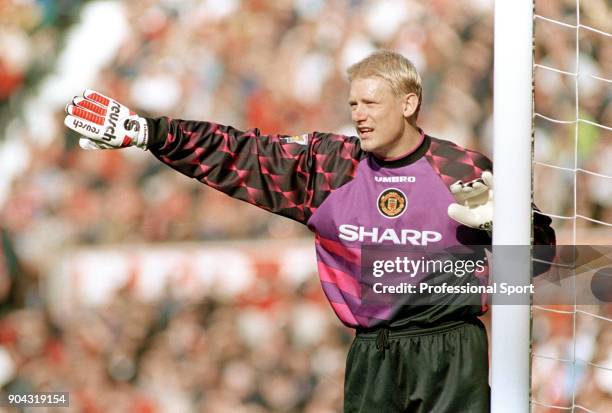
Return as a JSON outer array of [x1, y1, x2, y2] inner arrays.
[[402, 93, 419, 119]]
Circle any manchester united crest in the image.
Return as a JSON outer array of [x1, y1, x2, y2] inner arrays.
[[377, 188, 407, 218]]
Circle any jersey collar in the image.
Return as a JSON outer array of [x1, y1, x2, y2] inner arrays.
[[371, 131, 431, 169]]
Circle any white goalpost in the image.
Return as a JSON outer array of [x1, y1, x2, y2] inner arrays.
[[494, 0, 612, 411], [492, 1, 534, 412]]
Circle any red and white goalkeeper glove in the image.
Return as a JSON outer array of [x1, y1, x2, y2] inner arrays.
[[64, 89, 148, 150], [447, 171, 493, 232]]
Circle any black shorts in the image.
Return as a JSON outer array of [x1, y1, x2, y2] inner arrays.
[[343, 318, 490, 413]]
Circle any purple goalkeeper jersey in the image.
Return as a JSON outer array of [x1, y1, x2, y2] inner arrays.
[[308, 139, 463, 327], [145, 118, 555, 329]]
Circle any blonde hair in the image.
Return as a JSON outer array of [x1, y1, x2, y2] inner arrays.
[[347, 50, 422, 123]]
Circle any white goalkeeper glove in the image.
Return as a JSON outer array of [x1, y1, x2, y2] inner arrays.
[[64, 89, 148, 150], [447, 171, 493, 232]]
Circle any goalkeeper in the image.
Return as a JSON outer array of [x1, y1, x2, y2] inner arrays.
[[64, 51, 555, 413]]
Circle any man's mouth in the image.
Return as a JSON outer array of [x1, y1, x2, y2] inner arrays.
[[358, 126, 374, 136]]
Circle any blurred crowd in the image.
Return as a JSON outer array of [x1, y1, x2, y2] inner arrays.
[[531, 305, 612, 413], [533, 0, 611, 240], [0, 0, 610, 412], [0, 273, 351, 413]]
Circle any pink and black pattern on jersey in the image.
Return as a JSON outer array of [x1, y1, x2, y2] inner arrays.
[[424, 137, 556, 259], [147, 118, 556, 329], [424, 137, 492, 187], [306, 135, 491, 328], [146, 117, 364, 223]]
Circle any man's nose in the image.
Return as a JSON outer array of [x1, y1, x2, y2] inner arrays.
[[352, 107, 367, 122]]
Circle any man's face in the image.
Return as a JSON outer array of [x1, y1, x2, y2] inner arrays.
[[348, 76, 409, 158]]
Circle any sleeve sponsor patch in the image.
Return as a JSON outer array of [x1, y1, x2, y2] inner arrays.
[[281, 133, 310, 145]]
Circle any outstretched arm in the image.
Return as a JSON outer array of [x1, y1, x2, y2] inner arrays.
[[64, 89, 364, 224], [145, 117, 363, 223]]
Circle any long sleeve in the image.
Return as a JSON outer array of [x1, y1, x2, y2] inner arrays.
[[145, 117, 364, 224]]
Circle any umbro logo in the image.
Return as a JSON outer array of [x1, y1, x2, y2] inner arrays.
[[374, 176, 416, 183]]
